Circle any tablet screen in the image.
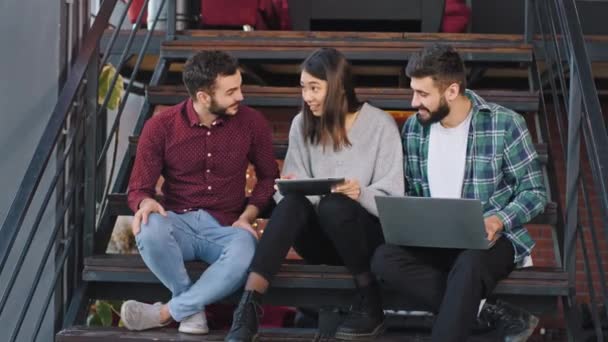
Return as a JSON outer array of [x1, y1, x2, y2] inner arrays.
[[276, 178, 345, 196]]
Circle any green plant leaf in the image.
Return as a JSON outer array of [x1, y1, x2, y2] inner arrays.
[[86, 313, 102, 326], [96, 300, 114, 327], [107, 300, 124, 315]]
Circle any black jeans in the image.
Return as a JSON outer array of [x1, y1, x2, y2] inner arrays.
[[250, 193, 384, 282], [371, 236, 516, 342]]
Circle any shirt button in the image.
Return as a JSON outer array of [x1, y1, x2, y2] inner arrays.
[[206, 169, 211, 173], [207, 186, 212, 190], [207, 131, 211, 136], [199, 123, 203, 127], [207, 153, 212, 157]]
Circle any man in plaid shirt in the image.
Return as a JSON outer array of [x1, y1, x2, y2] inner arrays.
[[371, 44, 547, 341]]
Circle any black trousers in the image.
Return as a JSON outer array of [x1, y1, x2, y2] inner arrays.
[[250, 193, 384, 283], [371, 237, 516, 342]]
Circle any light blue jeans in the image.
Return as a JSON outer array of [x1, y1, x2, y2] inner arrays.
[[135, 210, 257, 321]]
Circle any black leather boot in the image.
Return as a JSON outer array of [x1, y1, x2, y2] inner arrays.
[[225, 290, 263, 342], [334, 283, 385, 340]]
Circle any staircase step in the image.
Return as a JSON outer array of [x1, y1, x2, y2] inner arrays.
[[160, 31, 532, 63], [57, 325, 506, 342], [55, 327, 324, 342], [83, 254, 569, 305], [148, 85, 540, 113]]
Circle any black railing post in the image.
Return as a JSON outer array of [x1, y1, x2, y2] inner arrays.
[[564, 56, 582, 342], [54, 94, 68, 336], [166, 0, 176, 40], [525, 0, 538, 92], [83, 48, 99, 259], [525, 0, 535, 45]]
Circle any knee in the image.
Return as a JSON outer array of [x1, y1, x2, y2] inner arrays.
[[278, 193, 310, 209], [135, 213, 171, 250], [451, 250, 484, 278], [317, 193, 355, 223], [275, 194, 312, 219], [226, 229, 257, 270], [318, 193, 352, 215], [220, 233, 256, 286], [370, 244, 398, 279]]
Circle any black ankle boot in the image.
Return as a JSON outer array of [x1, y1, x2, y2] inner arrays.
[[334, 283, 385, 340], [478, 300, 539, 342], [225, 290, 263, 342]]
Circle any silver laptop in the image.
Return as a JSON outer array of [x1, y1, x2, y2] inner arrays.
[[375, 196, 491, 249]]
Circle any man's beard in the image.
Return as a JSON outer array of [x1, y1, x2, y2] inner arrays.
[[209, 98, 238, 118], [416, 97, 450, 127]]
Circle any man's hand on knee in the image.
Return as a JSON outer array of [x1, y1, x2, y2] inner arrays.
[[132, 198, 167, 235], [232, 218, 259, 240]]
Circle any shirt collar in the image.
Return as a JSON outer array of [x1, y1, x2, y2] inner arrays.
[[465, 89, 492, 115], [185, 98, 227, 127]]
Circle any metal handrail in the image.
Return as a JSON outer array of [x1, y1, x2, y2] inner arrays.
[[527, 0, 608, 339], [0, 0, 117, 272]]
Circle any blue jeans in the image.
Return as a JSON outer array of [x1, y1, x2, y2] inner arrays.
[[135, 210, 257, 321]]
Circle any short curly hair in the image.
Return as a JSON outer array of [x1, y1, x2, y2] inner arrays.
[[405, 44, 466, 94], [182, 50, 239, 98]]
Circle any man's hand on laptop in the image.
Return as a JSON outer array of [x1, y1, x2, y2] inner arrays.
[[484, 215, 504, 244], [331, 178, 360, 200]]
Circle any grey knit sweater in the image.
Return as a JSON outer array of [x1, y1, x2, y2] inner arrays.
[[274, 103, 405, 216]]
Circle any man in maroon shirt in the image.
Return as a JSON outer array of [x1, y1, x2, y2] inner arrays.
[[120, 50, 279, 334]]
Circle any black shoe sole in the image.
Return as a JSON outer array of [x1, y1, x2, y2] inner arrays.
[[224, 333, 259, 342], [505, 316, 539, 342], [334, 321, 386, 340]]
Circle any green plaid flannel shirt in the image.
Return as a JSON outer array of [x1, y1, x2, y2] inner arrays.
[[402, 89, 547, 263]]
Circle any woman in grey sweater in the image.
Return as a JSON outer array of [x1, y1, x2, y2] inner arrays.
[[226, 48, 404, 342]]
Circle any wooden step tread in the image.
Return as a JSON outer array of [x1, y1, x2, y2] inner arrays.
[[159, 31, 532, 63], [56, 327, 333, 342], [163, 30, 532, 49], [182, 30, 532, 43], [83, 254, 569, 297], [56, 325, 503, 341], [106, 28, 608, 43], [147, 86, 540, 113]]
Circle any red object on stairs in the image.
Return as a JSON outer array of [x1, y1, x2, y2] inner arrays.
[[441, 0, 471, 33]]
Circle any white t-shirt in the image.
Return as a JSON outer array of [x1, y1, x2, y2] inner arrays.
[[427, 112, 473, 198]]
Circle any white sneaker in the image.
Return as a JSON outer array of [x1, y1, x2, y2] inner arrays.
[[120, 301, 170, 331], [179, 311, 209, 334]]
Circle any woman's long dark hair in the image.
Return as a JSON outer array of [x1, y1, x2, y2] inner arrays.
[[301, 48, 361, 151]]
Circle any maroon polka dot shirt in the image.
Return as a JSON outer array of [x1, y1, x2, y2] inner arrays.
[[128, 99, 279, 226]]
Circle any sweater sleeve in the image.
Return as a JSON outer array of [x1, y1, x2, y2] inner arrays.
[[273, 114, 320, 205], [358, 112, 406, 216]]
